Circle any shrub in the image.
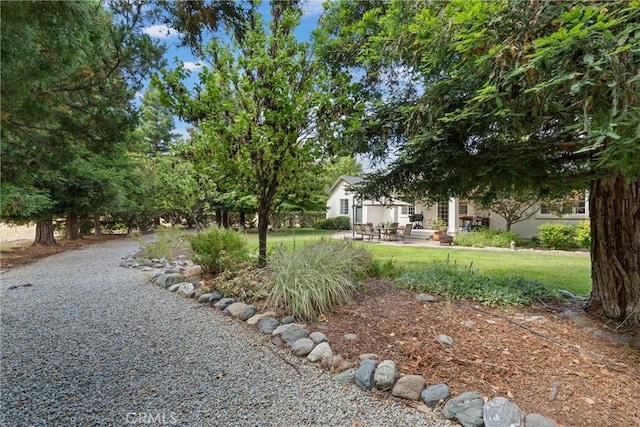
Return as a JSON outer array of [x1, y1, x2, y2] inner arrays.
[[313, 216, 351, 230], [212, 264, 270, 301], [369, 258, 404, 278], [267, 239, 371, 320], [189, 226, 248, 274], [453, 229, 521, 248], [538, 223, 577, 250], [575, 220, 591, 250], [396, 257, 556, 306]]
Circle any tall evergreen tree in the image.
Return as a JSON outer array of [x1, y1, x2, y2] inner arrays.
[[316, 0, 640, 323]]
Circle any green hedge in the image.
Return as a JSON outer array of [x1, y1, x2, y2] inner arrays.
[[313, 216, 351, 230]]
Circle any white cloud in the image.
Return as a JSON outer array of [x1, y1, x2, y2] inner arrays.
[[303, 0, 324, 17], [182, 61, 203, 71], [142, 24, 180, 39]]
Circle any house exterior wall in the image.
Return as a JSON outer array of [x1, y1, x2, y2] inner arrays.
[[488, 210, 589, 238], [326, 177, 588, 238], [326, 181, 356, 219]]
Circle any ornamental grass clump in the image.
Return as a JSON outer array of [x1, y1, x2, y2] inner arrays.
[[267, 239, 371, 320]]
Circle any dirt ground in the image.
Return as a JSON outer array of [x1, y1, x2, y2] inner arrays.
[[3, 236, 639, 427], [0, 233, 127, 270]]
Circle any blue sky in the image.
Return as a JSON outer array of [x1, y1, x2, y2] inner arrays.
[[140, 0, 324, 138]]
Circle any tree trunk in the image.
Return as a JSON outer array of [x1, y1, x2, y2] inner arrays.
[[585, 176, 640, 324], [222, 210, 229, 228], [257, 208, 269, 267], [64, 212, 82, 240], [239, 211, 246, 227], [93, 213, 102, 236], [215, 209, 222, 227], [35, 216, 56, 245]]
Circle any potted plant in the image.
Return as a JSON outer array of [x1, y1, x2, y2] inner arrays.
[[427, 218, 448, 241]]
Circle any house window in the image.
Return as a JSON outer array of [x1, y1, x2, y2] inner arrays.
[[459, 203, 468, 215], [437, 200, 449, 226], [572, 198, 586, 214], [339, 198, 349, 215], [540, 193, 587, 216], [401, 205, 415, 215]]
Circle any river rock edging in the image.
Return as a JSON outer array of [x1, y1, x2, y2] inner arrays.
[[129, 259, 560, 427]]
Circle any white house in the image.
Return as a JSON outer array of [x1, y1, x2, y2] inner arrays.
[[326, 175, 588, 238]]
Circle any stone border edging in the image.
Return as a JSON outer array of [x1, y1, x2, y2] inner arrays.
[[121, 255, 560, 427]]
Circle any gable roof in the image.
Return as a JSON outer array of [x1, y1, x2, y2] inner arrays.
[[328, 175, 363, 194]]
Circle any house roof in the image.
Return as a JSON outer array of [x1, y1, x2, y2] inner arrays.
[[328, 175, 363, 194]]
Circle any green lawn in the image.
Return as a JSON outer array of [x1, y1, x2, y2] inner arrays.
[[362, 244, 592, 296], [242, 229, 592, 296]]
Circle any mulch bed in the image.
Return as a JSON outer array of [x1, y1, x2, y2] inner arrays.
[[318, 280, 640, 427]]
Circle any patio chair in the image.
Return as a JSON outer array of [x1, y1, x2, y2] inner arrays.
[[385, 222, 399, 241], [363, 223, 379, 242], [398, 223, 413, 243], [353, 223, 365, 240]]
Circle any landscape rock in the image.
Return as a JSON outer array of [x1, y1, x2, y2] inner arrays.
[[272, 323, 302, 336], [525, 413, 558, 427], [197, 293, 214, 303], [271, 336, 283, 347], [461, 320, 476, 328], [280, 316, 295, 325], [258, 317, 280, 334], [184, 265, 203, 277], [374, 360, 398, 391], [442, 391, 485, 427], [168, 283, 182, 292], [438, 334, 454, 346], [421, 383, 451, 409], [343, 333, 358, 341], [307, 342, 333, 363], [176, 282, 195, 295], [141, 267, 153, 272], [246, 311, 277, 325], [391, 375, 425, 400], [359, 353, 378, 361], [309, 331, 327, 344], [333, 368, 356, 385], [330, 355, 354, 373], [208, 292, 222, 302], [354, 359, 378, 391], [415, 293, 439, 303], [214, 298, 235, 310], [291, 338, 315, 356], [238, 306, 256, 321], [483, 397, 524, 427], [281, 326, 309, 346], [154, 273, 186, 288], [225, 302, 249, 318]]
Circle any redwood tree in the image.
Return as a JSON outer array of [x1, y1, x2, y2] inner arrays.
[[316, 1, 640, 322]]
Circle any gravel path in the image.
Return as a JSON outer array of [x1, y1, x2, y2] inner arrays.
[[1, 238, 451, 426]]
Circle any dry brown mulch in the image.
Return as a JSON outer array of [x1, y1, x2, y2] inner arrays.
[[315, 280, 640, 427], [4, 239, 639, 426], [0, 234, 127, 270]]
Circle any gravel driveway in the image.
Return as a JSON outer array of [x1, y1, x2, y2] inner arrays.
[[1, 238, 450, 426]]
